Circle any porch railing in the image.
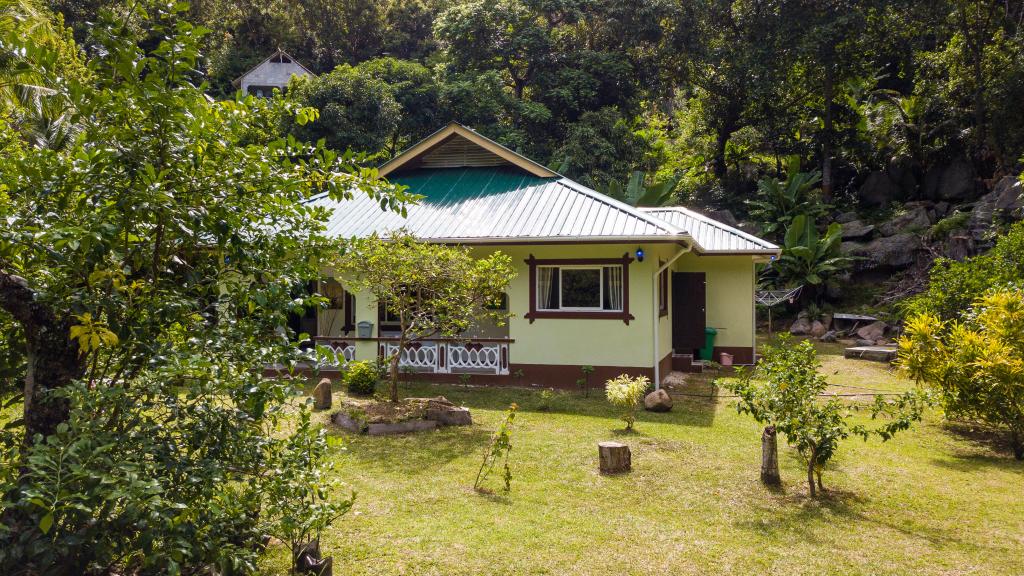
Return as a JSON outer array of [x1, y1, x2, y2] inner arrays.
[[312, 337, 510, 375]]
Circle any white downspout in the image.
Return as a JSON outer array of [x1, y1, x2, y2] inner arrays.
[[652, 242, 693, 389]]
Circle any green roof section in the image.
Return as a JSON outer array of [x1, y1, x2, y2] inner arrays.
[[311, 166, 689, 243]]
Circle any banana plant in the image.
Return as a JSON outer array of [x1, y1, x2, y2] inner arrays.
[[748, 157, 827, 240], [773, 214, 852, 287], [599, 170, 681, 207]]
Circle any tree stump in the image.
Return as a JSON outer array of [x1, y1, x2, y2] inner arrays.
[[598, 441, 631, 474], [760, 425, 781, 485], [313, 378, 332, 411]]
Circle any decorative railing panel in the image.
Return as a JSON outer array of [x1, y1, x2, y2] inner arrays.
[[314, 338, 510, 376]]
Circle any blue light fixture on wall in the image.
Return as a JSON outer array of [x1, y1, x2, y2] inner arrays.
[[635, 247, 645, 262]]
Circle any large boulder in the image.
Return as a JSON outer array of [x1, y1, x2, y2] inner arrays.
[[841, 219, 876, 240], [843, 233, 924, 271], [836, 211, 859, 224], [878, 206, 931, 237], [967, 176, 1024, 242], [858, 171, 901, 206], [887, 156, 918, 197], [925, 158, 977, 201], [705, 209, 739, 227], [644, 389, 673, 412], [789, 314, 813, 335], [810, 320, 828, 338], [856, 321, 888, 342]]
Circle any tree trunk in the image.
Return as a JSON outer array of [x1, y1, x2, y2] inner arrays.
[[806, 445, 818, 498], [388, 344, 401, 403], [598, 441, 631, 474], [0, 272, 83, 443], [760, 426, 781, 485], [1012, 429, 1024, 461], [821, 59, 834, 202]]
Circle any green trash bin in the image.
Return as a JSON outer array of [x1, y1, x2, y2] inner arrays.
[[699, 327, 718, 361]]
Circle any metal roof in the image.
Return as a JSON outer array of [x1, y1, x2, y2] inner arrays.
[[641, 207, 779, 254], [310, 167, 690, 243]]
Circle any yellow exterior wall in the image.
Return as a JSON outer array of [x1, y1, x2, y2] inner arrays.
[[326, 243, 756, 368]]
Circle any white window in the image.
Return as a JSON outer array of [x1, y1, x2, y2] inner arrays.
[[537, 265, 623, 312]]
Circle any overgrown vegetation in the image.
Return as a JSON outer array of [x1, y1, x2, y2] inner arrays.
[[900, 290, 1024, 459]]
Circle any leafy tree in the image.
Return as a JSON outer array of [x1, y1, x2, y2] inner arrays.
[[287, 64, 402, 154], [0, 3, 409, 571], [334, 231, 514, 402], [727, 337, 927, 497], [358, 57, 444, 155], [900, 290, 1024, 459]]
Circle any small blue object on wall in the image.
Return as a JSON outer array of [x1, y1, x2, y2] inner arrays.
[[635, 247, 645, 262]]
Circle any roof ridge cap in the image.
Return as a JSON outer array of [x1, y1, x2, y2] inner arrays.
[[643, 206, 777, 249]]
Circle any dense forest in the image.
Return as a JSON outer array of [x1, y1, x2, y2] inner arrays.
[[40, 0, 1024, 304]]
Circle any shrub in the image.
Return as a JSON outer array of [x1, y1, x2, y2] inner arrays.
[[605, 374, 650, 430], [903, 220, 1024, 322], [344, 361, 379, 396]]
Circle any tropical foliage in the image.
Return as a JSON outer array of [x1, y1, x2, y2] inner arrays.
[[770, 214, 852, 292], [900, 290, 1024, 459]]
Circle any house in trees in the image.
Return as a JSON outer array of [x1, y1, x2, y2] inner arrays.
[[308, 122, 778, 388], [232, 49, 313, 97]]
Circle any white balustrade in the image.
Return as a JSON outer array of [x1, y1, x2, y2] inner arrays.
[[376, 340, 509, 375]]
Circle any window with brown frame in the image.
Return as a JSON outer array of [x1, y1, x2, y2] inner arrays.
[[524, 254, 635, 324]]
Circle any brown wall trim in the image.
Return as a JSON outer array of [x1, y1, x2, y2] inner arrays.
[[712, 346, 754, 365], [658, 352, 672, 381]]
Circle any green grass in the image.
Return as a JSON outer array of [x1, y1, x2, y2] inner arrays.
[[260, 346, 1024, 575]]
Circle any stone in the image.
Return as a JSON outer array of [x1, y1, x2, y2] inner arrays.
[[809, 320, 827, 338], [856, 321, 887, 342], [886, 155, 918, 197], [312, 378, 332, 411], [643, 389, 673, 412], [789, 316, 812, 335], [925, 157, 976, 201], [836, 211, 859, 224], [878, 206, 931, 237], [333, 411, 367, 433], [855, 338, 876, 347], [858, 171, 901, 206], [598, 441, 631, 474], [969, 176, 1024, 242], [840, 219, 876, 240], [934, 201, 950, 217], [843, 233, 924, 271], [426, 406, 472, 426], [820, 330, 838, 343], [367, 419, 437, 436]]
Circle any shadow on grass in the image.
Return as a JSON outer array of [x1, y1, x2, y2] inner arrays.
[[391, 380, 721, 429], [935, 421, 1024, 466], [332, 424, 492, 476]]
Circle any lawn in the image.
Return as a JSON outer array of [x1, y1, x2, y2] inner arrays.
[[260, 343, 1024, 575]]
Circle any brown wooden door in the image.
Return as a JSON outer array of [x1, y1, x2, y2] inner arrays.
[[672, 272, 706, 354]]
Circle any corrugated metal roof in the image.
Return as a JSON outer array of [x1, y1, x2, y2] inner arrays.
[[641, 207, 779, 254], [309, 167, 689, 243]]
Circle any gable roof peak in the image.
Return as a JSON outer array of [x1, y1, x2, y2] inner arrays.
[[379, 122, 559, 179]]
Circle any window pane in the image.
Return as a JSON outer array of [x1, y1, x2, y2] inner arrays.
[[538, 267, 559, 310], [561, 268, 601, 308], [603, 266, 623, 311]]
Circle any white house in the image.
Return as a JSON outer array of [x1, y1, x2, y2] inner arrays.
[[232, 49, 314, 97]]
